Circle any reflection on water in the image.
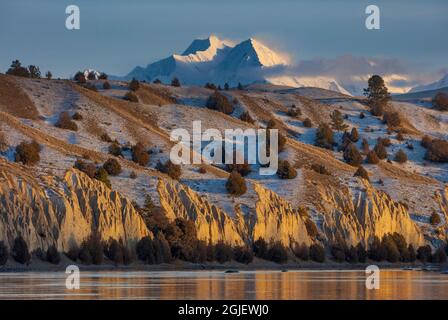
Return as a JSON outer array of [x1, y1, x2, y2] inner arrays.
[[0, 270, 448, 300]]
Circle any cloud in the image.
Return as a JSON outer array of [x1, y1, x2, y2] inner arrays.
[[199, 35, 445, 94], [262, 54, 442, 94], [293, 55, 407, 77]]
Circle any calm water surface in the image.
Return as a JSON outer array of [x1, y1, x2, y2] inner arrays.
[[1, 270, 448, 300]]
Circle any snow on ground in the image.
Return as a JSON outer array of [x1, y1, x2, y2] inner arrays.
[[4, 77, 447, 232], [111, 172, 160, 207], [391, 101, 448, 140], [0, 122, 79, 177], [249, 166, 304, 208], [96, 81, 132, 101], [278, 87, 349, 100], [376, 173, 441, 220], [0, 123, 29, 161], [20, 78, 170, 154], [17, 78, 81, 119], [181, 166, 258, 217], [37, 147, 77, 177], [6, 79, 248, 216], [278, 97, 448, 219], [273, 110, 317, 145], [166, 86, 212, 107], [321, 100, 448, 184]]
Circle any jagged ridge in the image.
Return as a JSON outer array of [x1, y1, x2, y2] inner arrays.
[[0, 162, 150, 251], [319, 181, 425, 247]]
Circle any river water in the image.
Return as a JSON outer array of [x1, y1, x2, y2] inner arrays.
[[0, 269, 447, 300]]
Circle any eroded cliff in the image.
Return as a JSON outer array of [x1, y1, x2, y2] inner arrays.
[[157, 179, 313, 247], [0, 161, 150, 251], [157, 179, 246, 246], [250, 183, 313, 247], [435, 186, 448, 228], [0, 157, 428, 255], [319, 180, 425, 247]]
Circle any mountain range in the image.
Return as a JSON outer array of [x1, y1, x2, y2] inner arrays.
[[110, 35, 448, 97], [121, 35, 352, 95]]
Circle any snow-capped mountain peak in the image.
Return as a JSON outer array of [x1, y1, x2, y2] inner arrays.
[[182, 35, 230, 55], [216, 38, 288, 71], [122, 35, 350, 95], [245, 38, 288, 67], [180, 35, 232, 63]]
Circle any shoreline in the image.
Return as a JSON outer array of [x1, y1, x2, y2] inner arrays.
[[0, 259, 442, 273]]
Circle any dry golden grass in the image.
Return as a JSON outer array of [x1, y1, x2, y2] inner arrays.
[[295, 95, 331, 126], [290, 139, 354, 173], [238, 94, 274, 122], [0, 74, 39, 119], [238, 93, 290, 133], [378, 161, 436, 185], [0, 110, 166, 178], [71, 83, 170, 145], [73, 83, 240, 179], [385, 105, 420, 135], [302, 168, 348, 207], [137, 84, 176, 106], [84, 116, 111, 140], [0, 157, 42, 189]]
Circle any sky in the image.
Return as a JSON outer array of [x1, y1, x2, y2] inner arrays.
[[0, 0, 447, 87]]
